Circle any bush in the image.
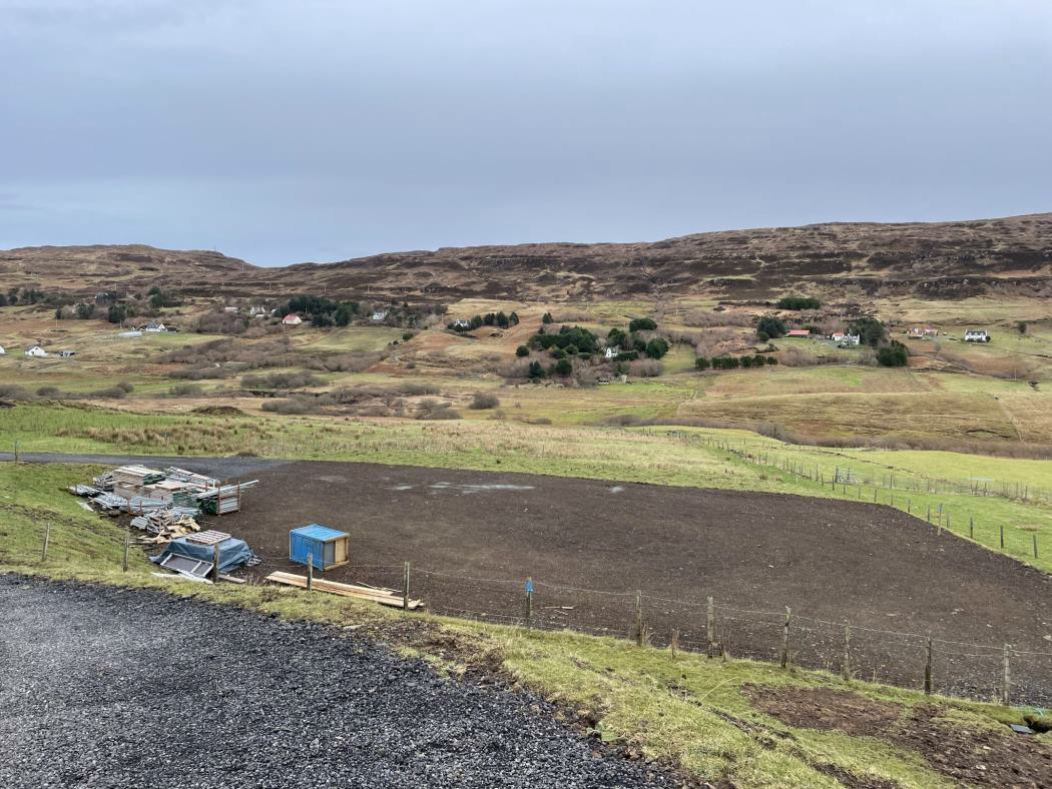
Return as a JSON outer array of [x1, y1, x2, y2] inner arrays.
[[417, 399, 461, 420], [169, 384, 204, 397], [645, 337, 669, 359], [542, 312, 553, 324], [36, 385, 60, 397], [756, 316, 787, 339], [553, 358, 573, 376], [694, 356, 710, 371], [402, 331, 415, 341], [528, 360, 546, 380], [877, 341, 909, 367], [777, 296, 821, 310], [469, 391, 501, 410], [0, 384, 33, 401], [241, 370, 323, 390], [515, 345, 529, 357], [116, 381, 135, 393], [629, 359, 663, 377], [628, 317, 657, 332]]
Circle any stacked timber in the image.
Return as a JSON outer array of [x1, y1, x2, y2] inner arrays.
[[265, 571, 423, 610]]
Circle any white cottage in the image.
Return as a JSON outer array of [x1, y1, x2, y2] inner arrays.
[[24, 346, 48, 358], [964, 329, 990, 343]]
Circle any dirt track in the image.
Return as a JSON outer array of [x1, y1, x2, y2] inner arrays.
[[216, 461, 1052, 704]]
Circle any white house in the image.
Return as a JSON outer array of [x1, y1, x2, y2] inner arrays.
[[24, 346, 48, 358], [248, 305, 267, 318], [282, 313, 303, 326], [58, 350, 76, 359], [831, 333, 860, 347], [964, 329, 990, 343], [144, 321, 167, 333], [0, 345, 5, 355], [451, 319, 471, 330], [223, 306, 240, 314], [604, 345, 621, 360], [371, 309, 388, 322]]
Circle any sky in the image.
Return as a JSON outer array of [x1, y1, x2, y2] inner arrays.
[[1, 0, 1050, 266]]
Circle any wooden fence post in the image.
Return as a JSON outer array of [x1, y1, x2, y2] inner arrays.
[[1002, 644, 1011, 706], [707, 596, 717, 657], [969, 516, 974, 539], [842, 625, 851, 681], [402, 561, 411, 611], [670, 629, 679, 659], [212, 543, 221, 583], [635, 590, 644, 646], [306, 551, 313, 592], [1033, 534, 1039, 559], [1000, 525, 1005, 549], [123, 525, 130, 572], [924, 636, 933, 695], [781, 607, 791, 669], [41, 521, 51, 562]]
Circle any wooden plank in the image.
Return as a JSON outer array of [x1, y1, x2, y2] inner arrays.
[[265, 572, 423, 609]]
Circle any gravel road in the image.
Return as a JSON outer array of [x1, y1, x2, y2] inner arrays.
[[0, 575, 674, 788]]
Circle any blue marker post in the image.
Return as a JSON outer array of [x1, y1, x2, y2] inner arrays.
[[525, 577, 533, 631]]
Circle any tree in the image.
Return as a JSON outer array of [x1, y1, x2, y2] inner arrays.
[[542, 312, 553, 324], [741, 355, 754, 369], [757, 316, 787, 339], [695, 356, 710, 371], [554, 358, 573, 376], [528, 360, 545, 379], [776, 296, 821, 310], [848, 317, 886, 348], [607, 327, 627, 348], [509, 311, 520, 325], [765, 356, 778, 366], [515, 345, 530, 357], [628, 317, 657, 332], [645, 337, 669, 359], [877, 341, 909, 367], [107, 304, 127, 324]]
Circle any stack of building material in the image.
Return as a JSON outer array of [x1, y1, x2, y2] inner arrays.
[[68, 484, 100, 497], [113, 465, 166, 488], [265, 571, 423, 609], [197, 481, 258, 515], [164, 467, 219, 489], [129, 508, 201, 544], [92, 471, 115, 491], [91, 492, 129, 514], [143, 479, 191, 504]]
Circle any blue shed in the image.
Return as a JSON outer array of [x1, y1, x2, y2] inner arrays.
[[289, 524, 349, 571]]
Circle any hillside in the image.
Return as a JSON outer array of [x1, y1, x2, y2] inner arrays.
[[3, 213, 1052, 302]]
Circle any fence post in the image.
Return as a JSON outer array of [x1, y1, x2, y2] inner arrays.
[[969, 516, 974, 539], [212, 543, 221, 583], [1034, 534, 1039, 559], [13, 439, 20, 463], [402, 561, 410, 611], [842, 625, 851, 681], [1002, 644, 1011, 706], [525, 576, 533, 630], [781, 607, 791, 669], [924, 636, 933, 695], [306, 551, 313, 592], [707, 596, 717, 657], [1000, 525, 1005, 549], [41, 521, 51, 562], [123, 525, 130, 572], [926, 505, 931, 523], [908, 498, 911, 514], [635, 590, 643, 646], [670, 629, 679, 659]]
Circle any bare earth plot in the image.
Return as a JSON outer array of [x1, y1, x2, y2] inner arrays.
[[0, 577, 672, 789], [218, 462, 1052, 704]]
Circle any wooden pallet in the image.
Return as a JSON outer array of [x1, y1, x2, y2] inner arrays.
[[265, 571, 423, 610]]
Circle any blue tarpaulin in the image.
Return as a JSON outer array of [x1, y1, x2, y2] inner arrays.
[[151, 536, 258, 573]]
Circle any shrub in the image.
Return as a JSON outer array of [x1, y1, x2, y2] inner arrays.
[[528, 361, 546, 380], [756, 316, 787, 339], [469, 391, 501, 410], [629, 359, 663, 377], [553, 358, 573, 376], [542, 312, 553, 324], [36, 385, 60, 397], [0, 385, 33, 401], [169, 384, 204, 397], [877, 341, 909, 367], [645, 337, 669, 359], [694, 356, 710, 371], [515, 345, 529, 357], [402, 331, 415, 341], [777, 296, 821, 310], [241, 370, 323, 390], [628, 317, 657, 332], [116, 381, 135, 393]]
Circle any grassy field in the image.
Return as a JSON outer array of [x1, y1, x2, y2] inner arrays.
[[0, 460, 1042, 788]]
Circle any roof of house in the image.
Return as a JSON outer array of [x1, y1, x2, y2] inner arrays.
[[786, 329, 811, 337]]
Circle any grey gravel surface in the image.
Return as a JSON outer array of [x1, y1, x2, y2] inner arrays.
[[0, 575, 674, 788], [0, 453, 290, 479]]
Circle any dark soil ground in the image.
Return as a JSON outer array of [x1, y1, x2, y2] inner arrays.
[[206, 461, 1052, 705], [0, 575, 675, 789], [745, 685, 1052, 787]]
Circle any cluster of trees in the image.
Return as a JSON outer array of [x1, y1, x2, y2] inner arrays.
[[1, 287, 47, 306], [877, 341, 909, 367], [147, 286, 180, 309], [530, 325, 601, 356], [449, 311, 520, 331], [756, 316, 787, 341], [847, 317, 887, 347], [776, 296, 821, 310], [279, 295, 360, 327], [526, 358, 572, 380], [607, 324, 668, 360], [696, 354, 778, 371]]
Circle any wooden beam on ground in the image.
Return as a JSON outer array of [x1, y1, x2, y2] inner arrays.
[[265, 571, 424, 609]]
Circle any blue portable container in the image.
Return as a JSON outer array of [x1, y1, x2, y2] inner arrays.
[[289, 524, 349, 571]]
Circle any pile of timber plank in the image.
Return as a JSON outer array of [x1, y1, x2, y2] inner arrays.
[[265, 571, 423, 610], [130, 509, 202, 544]]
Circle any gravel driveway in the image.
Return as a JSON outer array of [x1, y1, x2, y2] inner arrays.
[[0, 576, 673, 788]]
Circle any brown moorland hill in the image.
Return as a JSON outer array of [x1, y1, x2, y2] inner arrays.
[[3, 213, 1051, 302]]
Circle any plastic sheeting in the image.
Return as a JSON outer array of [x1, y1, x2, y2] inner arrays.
[[150, 536, 258, 574]]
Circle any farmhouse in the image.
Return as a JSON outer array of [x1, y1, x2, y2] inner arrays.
[[57, 350, 76, 359], [371, 309, 389, 322], [24, 346, 48, 358], [785, 329, 811, 338], [282, 313, 303, 326], [604, 345, 621, 360], [144, 321, 167, 333], [451, 319, 471, 330], [964, 329, 991, 343], [0, 345, 5, 355], [907, 327, 939, 340], [248, 305, 267, 318], [830, 333, 860, 347]]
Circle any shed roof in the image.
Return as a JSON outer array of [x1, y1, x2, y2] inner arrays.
[[291, 524, 348, 542]]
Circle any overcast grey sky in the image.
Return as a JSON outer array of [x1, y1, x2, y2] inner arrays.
[[1, 1, 1050, 265]]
